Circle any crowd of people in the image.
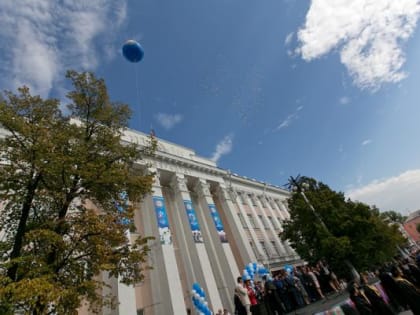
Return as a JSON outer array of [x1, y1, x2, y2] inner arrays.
[[233, 251, 420, 315], [234, 261, 343, 315], [349, 252, 420, 315]]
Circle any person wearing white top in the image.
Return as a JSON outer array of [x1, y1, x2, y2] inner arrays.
[[234, 277, 251, 315]]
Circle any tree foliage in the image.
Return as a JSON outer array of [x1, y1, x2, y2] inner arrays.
[[380, 210, 407, 224], [0, 70, 155, 314], [282, 176, 405, 277]]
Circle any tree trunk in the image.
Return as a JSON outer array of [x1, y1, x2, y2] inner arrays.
[[7, 173, 42, 280]]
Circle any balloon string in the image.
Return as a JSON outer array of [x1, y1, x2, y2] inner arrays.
[[134, 64, 141, 130]]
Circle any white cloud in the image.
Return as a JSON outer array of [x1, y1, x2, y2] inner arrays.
[[339, 96, 350, 105], [277, 114, 295, 129], [0, 0, 127, 97], [211, 134, 234, 163], [347, 169, 420, 215], [275, 106, 303, 130], [297, 0, 420, 90], [155, 113, 183, 130], [361, 139, 372, 146], [284, 32, 294, 46]]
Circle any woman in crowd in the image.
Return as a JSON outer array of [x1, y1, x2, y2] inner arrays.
[[391, 265, 420, 315], [349, 284, 374, 315], [360, 272, 395, 315]]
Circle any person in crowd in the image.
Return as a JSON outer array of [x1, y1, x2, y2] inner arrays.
[[391, 265, 420, 315], [377, 266, 404, 312], [262, 275, 284, 314], [293, 270, 310, 305], [274, 272, 292, 312], [307, 266, 325, 299], [244, 279, 258, 314], [349, 284, 374, 315], [235, 276, 250, 315], [402, 258, 420, 287], [284, 271, 304, 309], [360, 272, 395, 315], [302, 266, 318, 302], [254, 280, 265, 304]]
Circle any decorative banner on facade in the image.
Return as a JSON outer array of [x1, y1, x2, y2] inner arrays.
[[208, 204, 228, 243], [115, 191, 131, 227], [153, 196, 172, 245], [184, 200, 203, 243]]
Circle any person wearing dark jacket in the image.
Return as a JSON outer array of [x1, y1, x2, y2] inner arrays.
[[391, 265, 420, 315], [349, 284, 374, 315], [360, 272, 395, 315], [263, 275, 283, 315]]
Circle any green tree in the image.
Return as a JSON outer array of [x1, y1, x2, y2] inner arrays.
[[282, 176, 405, 278], [380, 210, 407, 224], [0, 71, 155, 314]]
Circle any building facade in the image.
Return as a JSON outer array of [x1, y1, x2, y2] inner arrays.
[[403, 210, 420, 247], [81, 128, 300, 315]]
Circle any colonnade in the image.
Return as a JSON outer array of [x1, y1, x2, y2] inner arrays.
[[107, 167, 298, 315]]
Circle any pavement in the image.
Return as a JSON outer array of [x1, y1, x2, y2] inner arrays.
[[284, 292, 414, 315], [285, 291, 349, 315]]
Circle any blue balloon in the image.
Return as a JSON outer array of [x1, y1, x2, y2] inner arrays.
[[122, 40, 144, 63], [192, 282, 201, 291]]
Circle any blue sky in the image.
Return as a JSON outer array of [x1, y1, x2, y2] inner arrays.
[[1, 0, 420, 215]]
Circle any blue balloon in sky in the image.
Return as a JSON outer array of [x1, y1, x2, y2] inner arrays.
[[122, 40, 144, 63]]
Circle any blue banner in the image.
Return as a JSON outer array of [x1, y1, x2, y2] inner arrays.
[[184, 200, 203, 243], [115, 191, 131, 227], [208, 204, 228, 243], [153, 196, 172, 245]]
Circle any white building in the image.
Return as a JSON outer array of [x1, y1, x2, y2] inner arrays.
[[79, 129, 300, 315], [1, 124, 299, 315]]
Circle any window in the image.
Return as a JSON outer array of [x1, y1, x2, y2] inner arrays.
[[258, 215, 269, 229], [247, 214, 257, 229], [137, 309, 144, 315], [238, 213, 247, 228], [248, 194, 257, 206], [249, 240, 259, 258], [238, 192, 247, 205], [271, 241, 280, 257], [267, 216, 277, 229], [258, 196, 266, 208], [260, 241, 269, 257]]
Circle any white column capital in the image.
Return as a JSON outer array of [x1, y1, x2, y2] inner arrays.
[[171, 173, 189, 193], [149, 168, 162, 189], [195, 179, 212, 198], [216, 183, 237, 202]]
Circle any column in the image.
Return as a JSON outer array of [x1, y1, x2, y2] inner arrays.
[[253, 194, 288, 259], [142, 168, 185, 315], [261, 195, 288, 257], [170, 173, 223, 312], [194, 179, 239, 311], [242, 193, 273, 263], [215, 183, 256, 264], [274, 199, 290, 220], [271, 198, 296, 258]]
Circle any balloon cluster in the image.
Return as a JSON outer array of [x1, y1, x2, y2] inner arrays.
[[242, 262, 270, 282], [191, 282, 212, 315], [284, 264, 294, 274]]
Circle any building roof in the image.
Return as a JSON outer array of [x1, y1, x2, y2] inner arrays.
[[406, 209, 420, 222]]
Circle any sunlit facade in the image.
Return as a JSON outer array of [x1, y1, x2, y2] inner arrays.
[[79, 129, 300, 315], [0, 125, 299, 315]]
